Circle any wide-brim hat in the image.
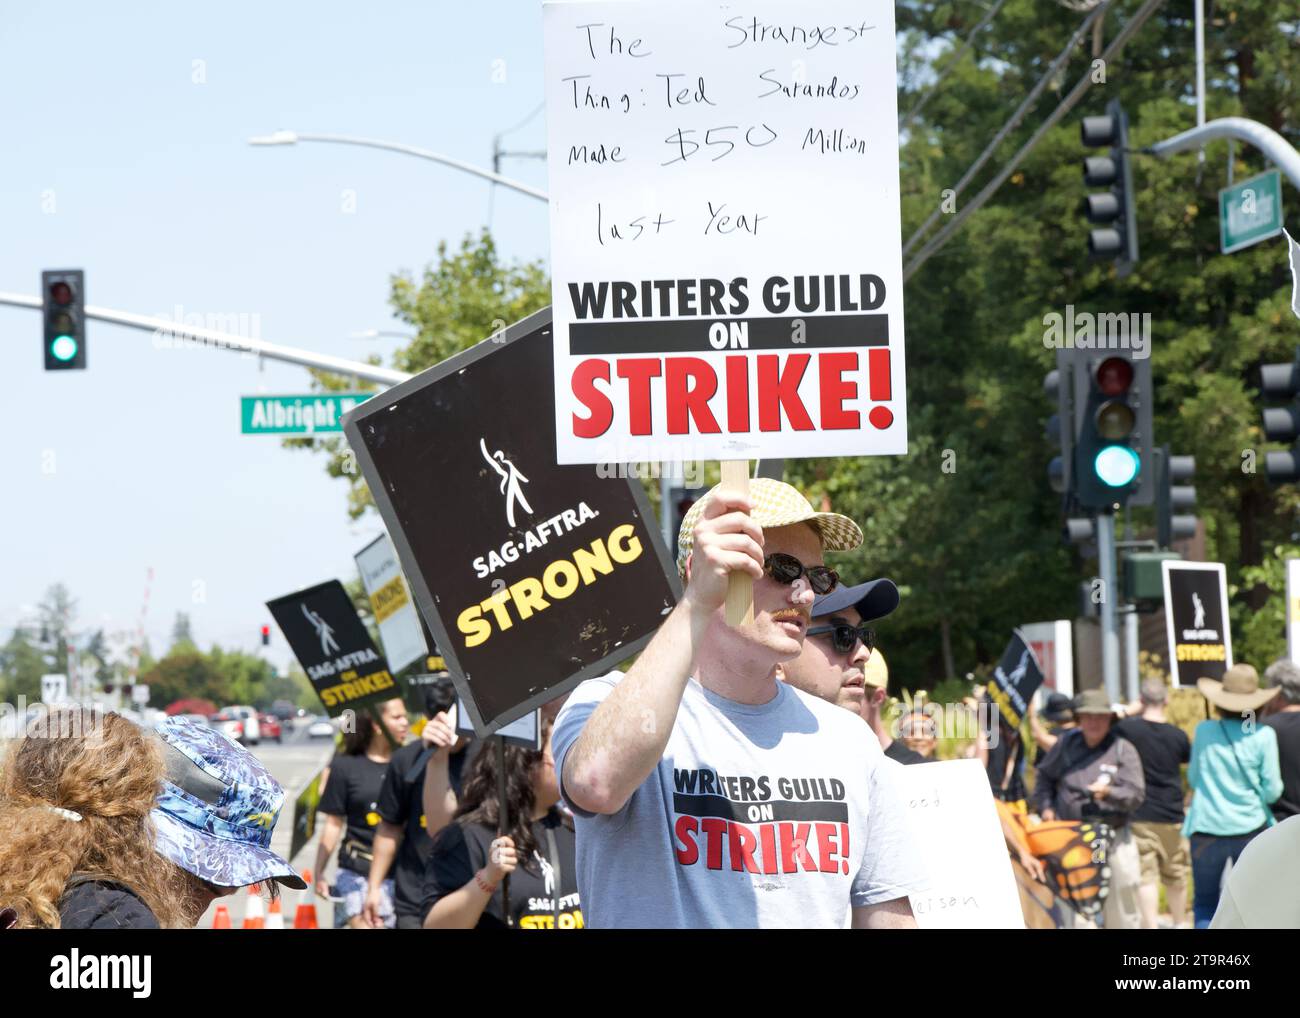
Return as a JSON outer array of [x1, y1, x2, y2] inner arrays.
[[1073, 689, 1117, 716], [1197, 664, 1277, 713], [812, 578, 900, 624], [676, 478, 863, 577], [151, 716, 306, 890]]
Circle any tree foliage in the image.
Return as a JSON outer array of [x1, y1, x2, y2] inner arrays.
[[301, 2, 1300, 686], [796, 0, 1300, 684]]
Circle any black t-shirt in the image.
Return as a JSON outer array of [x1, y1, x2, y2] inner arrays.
[[884, 740, 928, 765], [1264, 711, 1300, 821], [423, 809, 582, 930], [986, 731, 1026, 802], [1114, 717, 1190, 823], [377, 740, 477, 919], [319, 753, 389, 875]]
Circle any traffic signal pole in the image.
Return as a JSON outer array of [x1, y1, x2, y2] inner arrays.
[[1096, 511, 1122, 703], [0, 291, 409, 387]]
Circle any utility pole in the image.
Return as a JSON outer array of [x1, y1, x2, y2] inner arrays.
[[1096, 511, 1122, 703]]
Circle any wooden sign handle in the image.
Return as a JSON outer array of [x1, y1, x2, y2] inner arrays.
[[720, 460, 755, 627]]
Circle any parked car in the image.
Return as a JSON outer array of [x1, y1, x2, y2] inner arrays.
[[259, 713, 283, 743], [269, 700, 299, 722], [307, 716, 335, 739], [213, 706, 261, 746]]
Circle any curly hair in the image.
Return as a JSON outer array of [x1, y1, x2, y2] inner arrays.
[[453, 721, 567, 869], [0, 709, 197, 928]]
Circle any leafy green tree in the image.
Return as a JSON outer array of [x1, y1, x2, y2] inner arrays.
[[288, 229, 550, 519], [170, 612, 196, 651], [138, 651, 230, 710], [0, 628, 47, 703], [795, 0, 1300, 686]]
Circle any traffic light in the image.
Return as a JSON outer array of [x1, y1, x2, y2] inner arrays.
[[1072, 351, 1154, 510], [1261, 352, 1300, 483], [42, 269, 86, 370], [260, 624, 271, 647], [1044, 357, 1074, 497], [669, 486, 707, 541], [1155, 446, 1197, 546], [1081, 99, 1139, 276]]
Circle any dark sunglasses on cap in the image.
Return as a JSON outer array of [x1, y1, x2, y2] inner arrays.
[[762, 553, 839, 595], [806, 622, 875, 655]]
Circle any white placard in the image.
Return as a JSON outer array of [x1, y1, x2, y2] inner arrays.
[[543, 0, 907, 465], [1020, 620, 1074, 699], [455, 696, 541, 750], [895, 759, 1025, 929], [355, 533, 427, 675]]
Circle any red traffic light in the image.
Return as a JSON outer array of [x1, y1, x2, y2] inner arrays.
[[49, 281, 73, 306], [1095, 356, 1134, 396], [260, 624, 271, 646]]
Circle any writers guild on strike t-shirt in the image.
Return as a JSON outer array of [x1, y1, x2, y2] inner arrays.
[[671, 768, 856, 875]]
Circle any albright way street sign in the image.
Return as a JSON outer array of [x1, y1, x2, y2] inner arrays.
[[1220, 169, 1283, 255], [241, 393, 373, 435]]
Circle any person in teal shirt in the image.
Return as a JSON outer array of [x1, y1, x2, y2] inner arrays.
[[1184, 664, 1283, 928]]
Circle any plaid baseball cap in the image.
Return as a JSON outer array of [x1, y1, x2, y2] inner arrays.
[[676, 478, 863, 577], [151, 716, 306, 890]]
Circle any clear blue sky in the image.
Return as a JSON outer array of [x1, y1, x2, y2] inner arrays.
[[0, 2, 552, 673]]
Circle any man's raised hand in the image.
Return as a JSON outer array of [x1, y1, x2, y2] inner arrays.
[[683, 490, 765, 615]]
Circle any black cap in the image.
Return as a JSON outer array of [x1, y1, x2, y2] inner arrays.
[[812, 578, 900, 623], [1042, 691, 1075, 722]]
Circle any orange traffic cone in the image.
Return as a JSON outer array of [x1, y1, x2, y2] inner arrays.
[[242, 885, 265, 929], [211, 903, 231, 929], [266, 895, 285, 930], [293, 869, 318, 929]]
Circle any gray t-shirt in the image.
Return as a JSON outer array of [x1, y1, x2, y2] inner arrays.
[[553, 671, 928, 928]]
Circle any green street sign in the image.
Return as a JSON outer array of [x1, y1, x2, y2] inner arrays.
[[1220, 169, 1283, 254], [241, 393, 373, 435]]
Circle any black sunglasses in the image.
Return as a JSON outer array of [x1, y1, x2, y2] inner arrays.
[[762, 553, 839, 595], [806, 622, 875, 655]]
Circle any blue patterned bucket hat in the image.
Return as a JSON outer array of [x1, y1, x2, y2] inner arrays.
[[151, 716, 306, 890]]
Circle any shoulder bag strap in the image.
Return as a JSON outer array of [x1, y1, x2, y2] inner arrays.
[[1218, 721, 1275, 828]]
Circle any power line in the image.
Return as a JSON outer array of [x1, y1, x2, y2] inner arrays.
[[900, 0, 1012, 134], [903, 0, 1168, 281], [903, 1, 1109, 258]]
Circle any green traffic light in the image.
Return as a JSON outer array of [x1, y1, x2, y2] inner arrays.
[[1094, 445, 1141, 487], [51, 335, 78, 362]]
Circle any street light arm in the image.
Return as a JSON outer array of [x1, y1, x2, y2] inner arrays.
[[248, 131, 550, 202], [1148, 117, 1300, 191]]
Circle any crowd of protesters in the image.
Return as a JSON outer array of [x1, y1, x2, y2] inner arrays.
[[4, 479, 1300, 930]]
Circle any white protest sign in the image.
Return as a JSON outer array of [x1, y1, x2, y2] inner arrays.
[[543, 0, 907, 465], [895, 759, 1025, 929], [355, 533, 427, 675]]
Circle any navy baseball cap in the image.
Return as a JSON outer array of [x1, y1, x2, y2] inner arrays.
[[812, 578, 900, 623]]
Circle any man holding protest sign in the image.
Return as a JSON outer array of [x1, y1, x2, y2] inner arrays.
[[553, 478, 927, 928]]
